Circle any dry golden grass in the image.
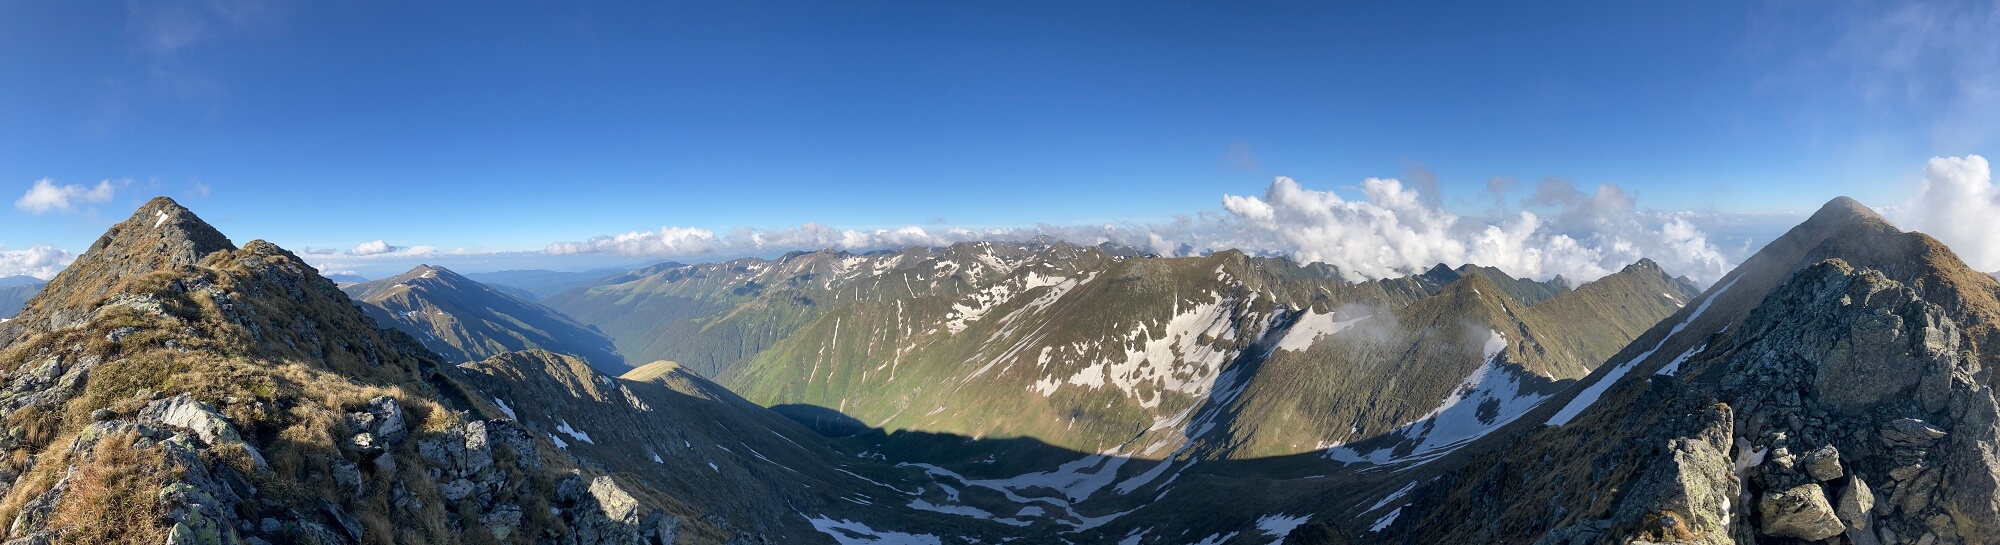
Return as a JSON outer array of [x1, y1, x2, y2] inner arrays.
[[47, 430, 178, 545]]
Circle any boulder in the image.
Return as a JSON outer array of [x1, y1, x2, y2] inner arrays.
[[139, 395, 267, 469], [589, 476, 641, 523], [1803, 445, 1843, 481], [1758, 483, 1844, 540], [1837, 476, 1873, 529]]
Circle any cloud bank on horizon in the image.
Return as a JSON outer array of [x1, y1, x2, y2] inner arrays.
[[12, 156, 2000, 284], [532, 174, 1736, 286]]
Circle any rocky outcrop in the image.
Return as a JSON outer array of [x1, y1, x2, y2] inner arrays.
[[140, 394, 268, 469], [1356, 197, 2000, 545], [1758, 484, 1843, 540]]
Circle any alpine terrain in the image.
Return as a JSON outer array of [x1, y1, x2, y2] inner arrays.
[[1292, 197, 2000, 544], [344, 265, 631, 374], [0, 195, 1985, 544]]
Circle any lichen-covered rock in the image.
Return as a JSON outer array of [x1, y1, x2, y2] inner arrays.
[[1941, 385, 2000, 539], [478, 505, 523, 541], [1607, 403, 1737, 544], [9, 467, 71, 538], [138, 394, 267, 469], [345, 395, 406, 445], [1758, 483, 1844, 540]]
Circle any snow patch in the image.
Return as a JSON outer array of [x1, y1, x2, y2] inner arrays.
[[1369, 507, 1402, 532], [1327, 330, 1545, 466], [554, 419, 594, 444], [1547, 275, 1739, 426], [1276, 311, 1369, 352], [804, 516, 943, 545], [1655, 344, 1705, 376], [1257, 514, 1312, 544], [491, 398, 516, 419]]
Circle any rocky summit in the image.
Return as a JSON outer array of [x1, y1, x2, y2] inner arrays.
[[1309, 197, 2000, 544], [0, 195, 1987, 545]]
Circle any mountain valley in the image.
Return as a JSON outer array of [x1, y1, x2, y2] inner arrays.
[[0, 196, 1987, 544]]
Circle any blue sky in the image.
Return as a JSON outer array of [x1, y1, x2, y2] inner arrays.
[[5, 1, 1999, 280]]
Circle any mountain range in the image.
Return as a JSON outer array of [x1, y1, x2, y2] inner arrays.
[[343, 265, 629, 373], [0, 196, 1989, 544]]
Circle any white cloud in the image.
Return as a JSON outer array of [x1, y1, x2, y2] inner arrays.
[[546, 226, 720, 256], [15, 178, 117, 214], [543, 174, 1739, 285], [1887, 155, 2000, 272], [1213, 177, 1733, 285], [348, 240, 399, 256], [0, 246, 77, 280]]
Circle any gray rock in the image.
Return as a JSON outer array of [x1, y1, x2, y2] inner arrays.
[[1, 531, 52, 545], [590, 476, 642, 523], [1838, 476, 1874, 529], [10, 467, 71, 537], [331, 459, 361, 499], [369, 453, 395, 474], [319, 500, 363, 543], [644, 510, 682, 545], [1758, 483, 1844, 540], [346, 396, 406, 446], [291, 520, 347, 545], [164, 509, 228, 545], [1803, 445, 1843, 481], [365, 396, 405, 443], [1941, 386, 2000, 539], [478, 505, 523, 541], [1894, 467, 1942, 515], [139, 395, 267, 469], [440, 478, 476, 502], [1884, 418, 1947, 446]]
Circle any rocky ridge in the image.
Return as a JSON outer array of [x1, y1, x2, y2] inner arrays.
[[1315, 197, 2000, 545], [345, 265, 629, 373], [0, 198, 907, 544]]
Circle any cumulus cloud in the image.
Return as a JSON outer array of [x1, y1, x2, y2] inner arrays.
[[347, 240, 399, 256], [544, 174, 1739, 286], [1215, 176, 1732, 285], [15, 178, 117, 214], [0, 246, 77, 280], [1888, 155, 2000, 272]]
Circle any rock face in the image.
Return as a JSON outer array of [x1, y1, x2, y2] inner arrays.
[[1342, 198, 2000, 545]]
